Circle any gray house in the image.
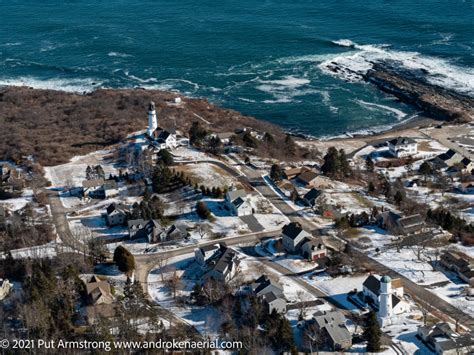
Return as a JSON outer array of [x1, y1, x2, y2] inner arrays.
[[281, 222, 311, 253], [310, 311, 352, 351], [105, 203, 129, 226], [251, 275, 286, 314], [128, 219, 187, 244], [201, 244, 240, 283], [417, 322, 474, 355]]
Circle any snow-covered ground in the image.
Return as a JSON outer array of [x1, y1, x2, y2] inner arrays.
[[44, 149, 119, 189], [0, 188, 33, 211], [307, 274, 367, 311], [175, 162, 236, 189], [352, 226, 474, 318], [256, 240, 320, 274], [2, 240, 74, 259]]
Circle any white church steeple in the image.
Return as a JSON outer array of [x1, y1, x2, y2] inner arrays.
[[147, 101, 157, 136]]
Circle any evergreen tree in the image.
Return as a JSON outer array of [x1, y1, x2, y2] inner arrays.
[[364, 311, 382, 352], [365, 156, 375, 173], [113, 246, 135, 274], [243, 132, 258, 148], [419, 161, 434, 181], [196, 201, 211, 219], [368, 181, 375, 193], [321, 147, 341, 177], [263, 132, 275, 144], [270, 164, 283, 182], [394, 190, 404, 206], [157, 149, 174, 166], [189, 121, 208, 146]]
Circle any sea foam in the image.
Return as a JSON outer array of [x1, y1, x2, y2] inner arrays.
[[322, 39, 474, 96]]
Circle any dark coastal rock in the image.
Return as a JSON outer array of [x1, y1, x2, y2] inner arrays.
[[364, 64, 474, 123]]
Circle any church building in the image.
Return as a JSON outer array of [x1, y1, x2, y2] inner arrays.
[[362, 274, 409, 326]]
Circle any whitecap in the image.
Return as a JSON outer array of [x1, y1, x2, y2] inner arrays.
[[108, 51, 133, 58]]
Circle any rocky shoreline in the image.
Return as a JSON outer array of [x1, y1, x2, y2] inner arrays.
[[365, 65, 473, 123]]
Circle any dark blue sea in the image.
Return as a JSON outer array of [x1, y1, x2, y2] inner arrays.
[[0, 0, 472, 136]]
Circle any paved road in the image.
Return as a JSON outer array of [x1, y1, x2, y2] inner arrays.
[[46, 189, 86, 251]]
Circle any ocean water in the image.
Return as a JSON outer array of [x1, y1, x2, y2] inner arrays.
[[0, 0, 473, 137]]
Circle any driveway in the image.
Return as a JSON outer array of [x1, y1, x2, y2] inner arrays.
[[240, 215, 264, 233]]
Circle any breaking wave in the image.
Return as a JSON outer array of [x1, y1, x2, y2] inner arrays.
[[321, 39, 474, 96], [0, 77, 103, 93]]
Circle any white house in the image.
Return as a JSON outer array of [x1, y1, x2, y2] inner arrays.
[[146, 101, 178, 150], [200, 244, 240, 283], [362, 275, 409, 326], [281, 222, 311, 253], [195, 244, 221, 266], [105, 203, 129, 226], [0, 279, 12, 300], [153, 129, 178, 150], [301, 239, 327, 261], [224, 189, 253, 216], [387, 137, 417, 158]]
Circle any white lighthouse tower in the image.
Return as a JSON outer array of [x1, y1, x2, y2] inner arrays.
[[378, 275, 393, 325], [147, 101, 157, 137]]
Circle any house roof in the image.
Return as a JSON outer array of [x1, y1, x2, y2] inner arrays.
[[85, 276, 113, 305], [303, 188, 321, 201], [262, 291, 283, 304], [392, 294, 401, 308], [252, 275, 284, 297], [232, 196, 246, 208], [313, 311, 351, 345], [157, 130, 172, 141], [206, 245, 239, 278], [363, 275, 381, 295], [298, 170, 319, 184], [437, 149, 458, 161], [106, 203, 129, 215], [128, 219, 146, 229], [313, 310, 346, 327], [86, 304, 116, 322], [226, 189, 247, 202], [104, 180, 118, 190], [387, 137, 416, 146], [82, 178, 105, 188], [302, 237, 326, 251], [397, 214, 424, 229], [200, 243, 221, 253], [324, 323, 352, 346], [282, 222, 307, 240], [378, 211, 402, 227]]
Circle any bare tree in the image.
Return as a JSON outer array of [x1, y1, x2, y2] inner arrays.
[[197, 222, 211, 240], [166, 267, 182, 300], [156, 254, 169, 282]]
